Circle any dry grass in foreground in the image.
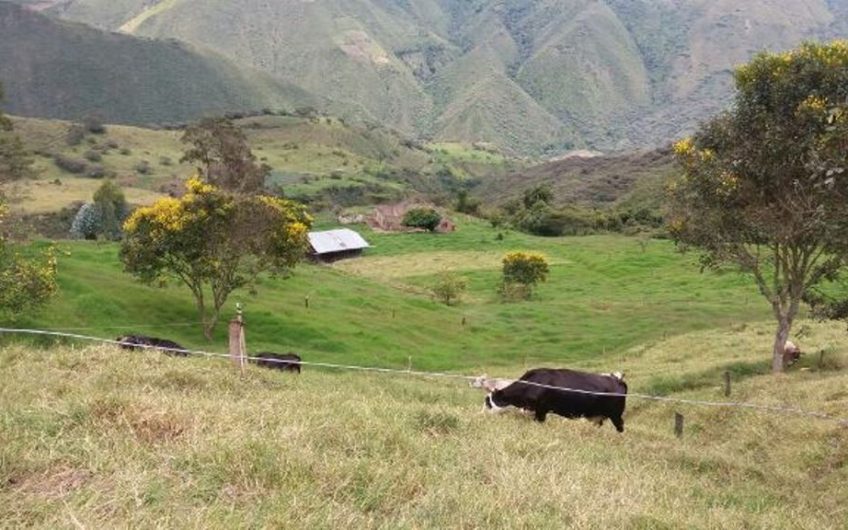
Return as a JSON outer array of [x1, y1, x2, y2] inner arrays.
[[1, 322, 846, 529]]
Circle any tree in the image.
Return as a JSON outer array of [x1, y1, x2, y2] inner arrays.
[[120, 177, 312, 339], [0, 200, 58, 318], [0, 83, 35, 184], [432, 272, 467, 305], [522, 185, 554, 209], [455, 189, 481, 215], [180, 118, 269, 194], [402, 207, 442, 232], [668, 41, 848, 373], [69, 180, 129, 240], [501, 252, 549, 299]]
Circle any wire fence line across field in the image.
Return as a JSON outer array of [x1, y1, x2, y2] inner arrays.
[[1, 327, 847, 426]]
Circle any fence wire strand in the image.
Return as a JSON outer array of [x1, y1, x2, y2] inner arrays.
[[1, 327, 846, 426]]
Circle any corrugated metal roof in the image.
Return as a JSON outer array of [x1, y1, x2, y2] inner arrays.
[[308, 228, 370, 255]]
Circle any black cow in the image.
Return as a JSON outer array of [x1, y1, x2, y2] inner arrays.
[[252, 352, 302, 373], [484, 368, 627, 432], [116, 335, 189, 357]]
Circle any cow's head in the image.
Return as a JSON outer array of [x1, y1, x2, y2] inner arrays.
[[483, 392, 509, 414]]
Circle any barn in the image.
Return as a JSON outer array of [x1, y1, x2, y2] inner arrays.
[[307, 228, 370, 262]]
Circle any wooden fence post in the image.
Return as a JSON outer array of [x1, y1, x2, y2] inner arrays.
[[229, 304, 246, 375], [674, 412, 684, 439], [724, 371, 731, 397]]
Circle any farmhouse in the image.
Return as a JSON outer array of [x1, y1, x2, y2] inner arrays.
[[307, 228, 370, 262]]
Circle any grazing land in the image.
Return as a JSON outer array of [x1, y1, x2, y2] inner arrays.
[[1, 320, 846, 528]]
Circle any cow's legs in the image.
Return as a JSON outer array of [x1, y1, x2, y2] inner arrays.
[[610, 415, 624, 433], [534, 408, 548, 423]]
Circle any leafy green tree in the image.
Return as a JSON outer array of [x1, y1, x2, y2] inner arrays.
[[120, 177, 312, 339], [455, 189, 481, 215], [180, 117, 269, 194], [93, 180, 128, 240], [402, 207, 442, 232], [431, 272, 467, 306], [0, 83, 34, 184], [501, 252, 549, 299], [522, 185, 554, 208], [668, 41, 848, 373]]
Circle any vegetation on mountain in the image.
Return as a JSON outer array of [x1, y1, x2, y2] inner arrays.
[[180, 118, 269, 194], [402, 207, 442, 233], [669, 42, 848, 374], [120, 178, 311, 339], [12, 0, 848, 154], [0, 83, 34, 184]]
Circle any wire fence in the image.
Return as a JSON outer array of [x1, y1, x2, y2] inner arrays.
[[1, 327, 846, 426]]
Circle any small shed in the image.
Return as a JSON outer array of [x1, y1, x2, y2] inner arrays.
[[307, 228, 370, 262]]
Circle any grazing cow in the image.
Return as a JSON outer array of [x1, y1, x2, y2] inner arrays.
[[115, 335, 189, 357], [484, 368, 628, 432], [783, 341, 802, 368], [252, 352, 302, 373]]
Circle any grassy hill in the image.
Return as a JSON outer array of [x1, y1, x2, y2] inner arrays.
[[12, 0, 848, 154], [3, 115, 517, 228], [0, 2, 318, 125], [1, 218, 846, 526], [478, 149, 676, 217]]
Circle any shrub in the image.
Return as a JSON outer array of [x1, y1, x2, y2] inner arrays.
[[158, 156, 173, 166], [69, 203, 102, 240], [65, 124, 86, 146], [431, 272, 467, 306], [119, 147, 132, 156], [84, 116, 105, 134], [402, 208, 441, 232], [501, 252, 549, 299], [85, 165, 108, 179], [134, 160, 151, 174], [84, 150, 102, 162], [53, 154, 88, 174]]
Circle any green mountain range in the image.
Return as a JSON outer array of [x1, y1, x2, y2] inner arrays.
[[4, 0, 848, 153]]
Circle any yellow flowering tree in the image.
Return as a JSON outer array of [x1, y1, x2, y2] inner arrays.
[[120, 178, 311, 339], [668, 41, 848, 373], [501, 252, 549, 299]]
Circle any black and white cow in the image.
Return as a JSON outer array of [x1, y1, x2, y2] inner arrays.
[[252, 352, 302, 373], [116, 335, 189, 357], [484, 368, 627, 432]]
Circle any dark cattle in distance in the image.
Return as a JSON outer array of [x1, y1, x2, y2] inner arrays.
[[252, 352, 302, 373], [485, 368, 628, 432], [116, 335, 189, 357]]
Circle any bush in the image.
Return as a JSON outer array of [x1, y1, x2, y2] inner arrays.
[[431, 272, 467, 306], [158, 156, 173, 166], [69, 203, 101, 240], [53, 154, 88, 174], [134, 160, 151, 174], [84, 150, 102, 162], [84, 116, 105, 134], [119, 147, 132, 156], [65, 124, 86, 146], [85, 165, 108, 179], [501, 252, 549, 299], [402, 208, 441, 232]]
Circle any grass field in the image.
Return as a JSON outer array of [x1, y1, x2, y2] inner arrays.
[[1, 320, 845, 528], [10, 217, 772, 372]]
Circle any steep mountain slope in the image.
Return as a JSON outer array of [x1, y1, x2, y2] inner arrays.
[[9, 0, 848, 153], [0, 2, 318, 125]]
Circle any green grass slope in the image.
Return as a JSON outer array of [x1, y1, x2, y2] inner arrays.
[[11, 220, 772, 371], [0, 2, 318, 126]]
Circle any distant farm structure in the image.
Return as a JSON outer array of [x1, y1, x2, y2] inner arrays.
[[307, 228, 370, 262]]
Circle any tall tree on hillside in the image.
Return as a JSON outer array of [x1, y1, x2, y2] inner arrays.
[[668, 41, 848, 373], [180, 118, 269, 194], [120, 178, 311, 339], [0, 83, 34, 184]]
